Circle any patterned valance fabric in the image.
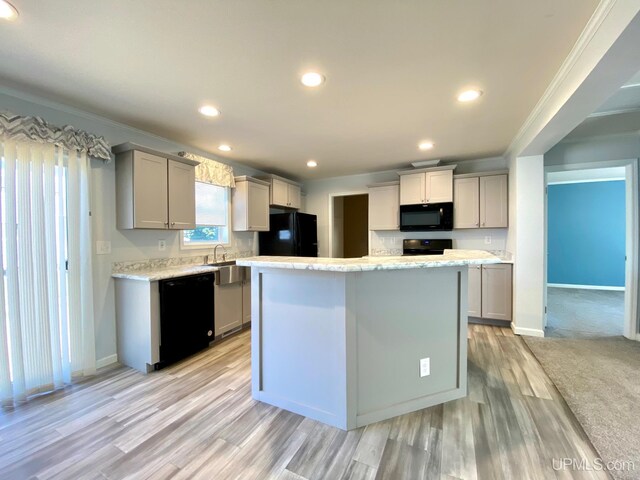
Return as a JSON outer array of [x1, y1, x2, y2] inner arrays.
[[0, 111, 111, 162], [178, 152, 236, 188]]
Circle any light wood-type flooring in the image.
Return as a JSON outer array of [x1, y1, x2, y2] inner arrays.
[[0, 325, 609, 480]]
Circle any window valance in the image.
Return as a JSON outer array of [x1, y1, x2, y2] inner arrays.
[[179, 152, 236, 188], [0, 111, 111, 162]]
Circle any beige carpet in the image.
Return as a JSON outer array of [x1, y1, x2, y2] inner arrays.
[[524, 335, 640, 480]]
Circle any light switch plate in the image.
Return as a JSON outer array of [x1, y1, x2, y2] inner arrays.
[[420, 357, 430, 377], [158, 240, 167, 251], [96, 241, 111, 255], [484, 236, 492, 245]]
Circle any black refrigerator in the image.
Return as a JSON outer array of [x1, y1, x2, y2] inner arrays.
[[259, 212, 318, 257]]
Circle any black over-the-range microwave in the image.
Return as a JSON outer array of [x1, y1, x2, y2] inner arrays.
[[399, 202, 454, 231]]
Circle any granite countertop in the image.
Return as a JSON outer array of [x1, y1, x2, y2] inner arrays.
[[236, 249, 501, 272], [112, 264, 224, 281]]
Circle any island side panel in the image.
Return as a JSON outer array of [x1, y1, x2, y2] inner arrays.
[[251, 267, 349, 429], [350, 266, 468, 427]]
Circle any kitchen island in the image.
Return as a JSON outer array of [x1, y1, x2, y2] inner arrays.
[[236, 250, 500, 430]]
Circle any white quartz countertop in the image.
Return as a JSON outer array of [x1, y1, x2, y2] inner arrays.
[[236, 249, 501, 272], [112, 264, 224, 281]]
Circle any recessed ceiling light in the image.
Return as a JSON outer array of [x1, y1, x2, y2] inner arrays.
[[199, 105, 220, 117], [301, 72, 325, 88], [418, 141, 434, 151], [218, 144, 232, 152], [0, 1, 18, 20], [457, 89, 483, 102], [306, 160, 318, 168]]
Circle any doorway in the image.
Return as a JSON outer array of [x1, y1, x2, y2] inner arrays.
[[544, 162, 638, 339], [331, 194, 369, 258]]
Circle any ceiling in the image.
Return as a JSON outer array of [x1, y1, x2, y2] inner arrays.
[[0, 0, 600, 179], [564, 70, 640, 140]]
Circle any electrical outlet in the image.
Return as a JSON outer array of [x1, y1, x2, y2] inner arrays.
[[96, 241, 111, 255], [484, 235, 492, 245], [158, 240, 167, 251], [419, 357, 430, 377]]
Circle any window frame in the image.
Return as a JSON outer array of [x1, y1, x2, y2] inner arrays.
[[180, 183, 231, 250]]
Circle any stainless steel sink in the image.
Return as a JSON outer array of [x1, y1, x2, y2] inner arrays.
[[215, 264, 245, 285]]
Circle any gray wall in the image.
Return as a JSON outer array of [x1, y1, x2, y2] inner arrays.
[[1, 89, 267, 364], [302, 157, 510, 257]]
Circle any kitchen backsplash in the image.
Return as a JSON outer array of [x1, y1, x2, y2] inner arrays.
[[370, 229, 509, 256], [112, 248, 255, 274]]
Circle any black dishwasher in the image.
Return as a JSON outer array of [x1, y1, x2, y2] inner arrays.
[[158, 273, 215, 368]]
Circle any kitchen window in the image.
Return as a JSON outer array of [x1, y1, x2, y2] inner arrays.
[[182, 182, 229, 247]]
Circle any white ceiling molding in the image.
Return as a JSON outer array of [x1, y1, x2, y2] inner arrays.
[[505, 0, 640, 158]]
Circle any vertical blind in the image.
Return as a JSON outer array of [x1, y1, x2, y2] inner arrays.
[[0, 139, 95, 406]]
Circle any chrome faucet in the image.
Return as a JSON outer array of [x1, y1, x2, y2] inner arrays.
[[213, 244, 227, 263]]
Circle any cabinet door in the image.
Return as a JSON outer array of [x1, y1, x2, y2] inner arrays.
[[214, 282, 243, 336], [167, 160, 196, 230], [425, 170, 453, 203], [468, 265, 482, 317], [271, 178, 289, 207], [248, 182, 270, 231], [454, 177, 480, 229], [400, 173, 425, 205], [242, 276, 251, 325], [132, 151, 168, 229], [368, 185, 399, 230], [288, 184, 301, 209], [481, 264, 512, 321], [480, 174, 508, 228]]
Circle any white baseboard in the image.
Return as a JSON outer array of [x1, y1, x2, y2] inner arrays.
[[511, 323, 545, 337], [547, 283, 625, 291], [96, 354, 118, 369]]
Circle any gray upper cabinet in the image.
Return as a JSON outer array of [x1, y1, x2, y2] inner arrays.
[[480, 174, 508, 228], [453, 172, 508, 229], [232, 176, 270, 232], [368, 182, 399, 231], [399, 168, 453, 205], [114, 145, 198, 230], [453, 177, 480, 229], [481, 264, 512, 321], [262, 174, 302, 209], [167, 160, 196, 230]]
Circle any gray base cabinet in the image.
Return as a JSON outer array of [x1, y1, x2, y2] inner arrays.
[[468, 264, 512, 321], [214, 282, 243, 336], [242, 276, 251, 325]]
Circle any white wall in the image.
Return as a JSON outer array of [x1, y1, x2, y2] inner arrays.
[[1, 90, 267, 364], [507, 155, 545, 336], [302, 157, 509, 257], [545, 133, 640, 166]]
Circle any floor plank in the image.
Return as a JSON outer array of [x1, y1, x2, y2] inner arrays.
[[0, 326, 610, 480]]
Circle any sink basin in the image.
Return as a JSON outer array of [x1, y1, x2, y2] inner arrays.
[[215, 264, 244, 285]]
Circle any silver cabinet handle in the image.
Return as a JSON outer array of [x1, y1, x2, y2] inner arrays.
[[171, 222, 176, 226], [164, 222, 169, 227], [475, 222, 479, 226], [482, 222, 485, 226]]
